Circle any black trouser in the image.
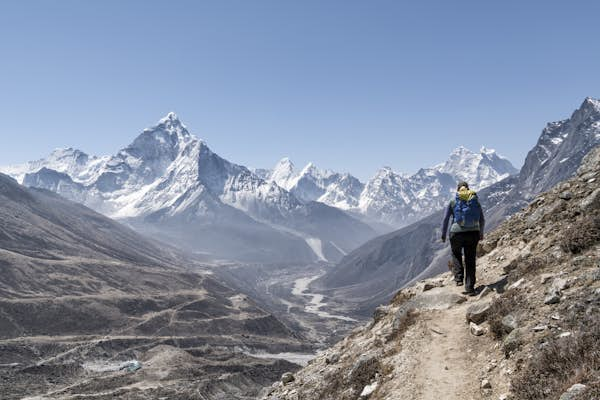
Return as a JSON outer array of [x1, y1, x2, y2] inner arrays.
[[450, 231, 480, 291]]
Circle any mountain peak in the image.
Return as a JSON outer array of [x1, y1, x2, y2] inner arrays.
[[479, 146, 497, 155], [581, 97, 600, 113], [450, 146, 475, 156], [159, 111, 180, 123], [275, 157, 295, 169]]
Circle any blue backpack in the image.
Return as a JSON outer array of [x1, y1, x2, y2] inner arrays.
[[453, 189, 481, 228]]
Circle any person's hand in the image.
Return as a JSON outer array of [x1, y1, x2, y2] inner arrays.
[[441, 236, 446, 243]]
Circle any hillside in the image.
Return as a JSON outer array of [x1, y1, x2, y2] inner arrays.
[[316, 97, 600, 316], [0, 174, 309, 400], [262, 145, 600, 400]]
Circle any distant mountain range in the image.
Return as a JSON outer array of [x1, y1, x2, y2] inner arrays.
[[315, 97, 600, 315], [257, 146, 517, 229], [1, 114, 516, 263]]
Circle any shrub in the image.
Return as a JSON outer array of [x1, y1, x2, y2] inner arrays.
[[511, 312, 600, 399], [487, 289, 525, 339], [560, 216, 600, 254]]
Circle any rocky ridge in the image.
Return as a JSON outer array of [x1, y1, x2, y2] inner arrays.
[[262, 145, 600, 400]]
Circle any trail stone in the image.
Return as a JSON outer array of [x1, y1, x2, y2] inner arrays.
[[372, 305, 390, 324], [532, 325, 547, 332], [423, 282, 436, 291], [552, 278, 569, 291], [503, 328, 525, 355], [470, 322, 485, 336], [325, 352, 340, 365], [360, 381, 378, 397], [348, 354, 380, 389], [559, 383, 587, 400], [501, 314, 518, 333], [580, 188, 600, 211], [559, 191, 573, 200], [466, 300, 493, 324], [281, 372, 295, 384], [509, 278, 525, 289], [540, 273, 554, 284], [478, 286, 492, 298], [545, 291, 561, 305], [481, 379, 492, 389]]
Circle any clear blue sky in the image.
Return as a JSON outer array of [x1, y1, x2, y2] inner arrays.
[[1, 1, 599, 180]]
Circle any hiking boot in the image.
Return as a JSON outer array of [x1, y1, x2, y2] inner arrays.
[[462, 288, 477, 296]]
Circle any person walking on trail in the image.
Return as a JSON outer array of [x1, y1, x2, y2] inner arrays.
[[441, 181, 485, 296]]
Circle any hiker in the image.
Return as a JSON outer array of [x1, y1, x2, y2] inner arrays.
[[441, 181, 485, 296]]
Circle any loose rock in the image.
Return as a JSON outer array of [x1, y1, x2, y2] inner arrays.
[[503, 328, 525, 355], [559, 191, 573, 200], [580, 188, 600, 211], [470, 322, 485, 336], [544, 291, 561, 305], [478, 286, 492, 298], [360, 381, 378, 397], [281, 372, 295, 385], [466, 301, 493, 324], [481, 379, 492, 389], [559, 383, 587, 400], [501, 314, 518, 333]]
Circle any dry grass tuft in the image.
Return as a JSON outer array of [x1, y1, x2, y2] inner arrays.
[[560, 216, 600, 254], [511, 312, 600, 399], [487, 289, 526, 339]]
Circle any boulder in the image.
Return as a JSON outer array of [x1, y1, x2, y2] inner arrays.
[[544, 290, 561, 305], [552, 278, 569, 291], [360, 381, 378, 398], [372, 305, 390, 324], [478, 286, 492, 298], [559, 191, 573, 200], [540, 273, 554, 284], [580, 188, 600, 212], [348, 354, 380, 390], [466, 301, 493, 324], [503, 328, 525, 355], [501, 314, 518, 333], [281, 372, 295, 385], [325, 352, 340, 365], [470, 322, 485, 336], [559, 383, 587, 400]]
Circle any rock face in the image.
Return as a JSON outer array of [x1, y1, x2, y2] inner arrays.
[[263, 145, 600, 400], [518, 97, 600, 198], [315, 98, 600, 315], [0, 174, 308, 400]]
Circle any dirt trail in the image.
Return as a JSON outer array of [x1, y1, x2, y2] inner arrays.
[[415, 304, 479, 400], [379, 282, 495, 400]]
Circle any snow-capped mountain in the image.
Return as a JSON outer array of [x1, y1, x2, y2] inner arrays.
[[261, 158, 364, 210], [260, 147, 518, 230], [435, 146, 518, 190], [4, 114, 376, 263]]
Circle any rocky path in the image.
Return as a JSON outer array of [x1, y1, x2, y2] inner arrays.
[[415, 305, 479, 400]]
